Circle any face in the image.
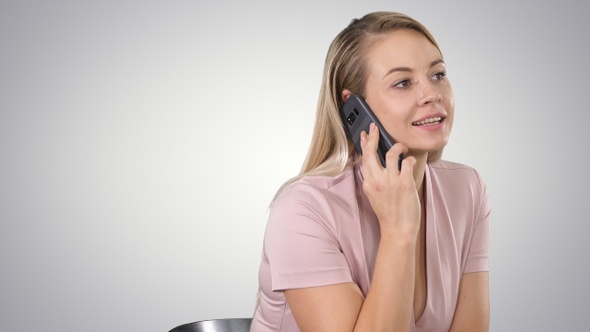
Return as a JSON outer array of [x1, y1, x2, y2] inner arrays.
[[361, 29, 454, 157]]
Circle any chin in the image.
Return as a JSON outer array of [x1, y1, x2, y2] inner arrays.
[[410, 140, 449, 154]]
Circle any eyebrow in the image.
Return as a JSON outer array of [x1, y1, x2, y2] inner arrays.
[[382, 59, 445, 79]]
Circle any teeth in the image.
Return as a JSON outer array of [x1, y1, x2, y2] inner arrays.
[[412, 117, 443, 126]]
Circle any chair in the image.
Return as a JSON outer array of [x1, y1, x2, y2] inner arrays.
[[169, 318, 252, 332]]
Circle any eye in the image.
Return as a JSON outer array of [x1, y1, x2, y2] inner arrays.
[[393, 79, 412, 89], [433, 71, 447, 81]]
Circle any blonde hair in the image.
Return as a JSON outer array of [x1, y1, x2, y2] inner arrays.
[[282, 12, 444, 192]]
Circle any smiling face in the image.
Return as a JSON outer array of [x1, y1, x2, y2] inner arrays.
[[362, 29, 454, 158]]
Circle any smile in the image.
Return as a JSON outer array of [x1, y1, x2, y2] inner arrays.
[[412, 116, 444, 126]]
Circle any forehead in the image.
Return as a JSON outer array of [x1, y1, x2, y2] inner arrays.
[[365, 29, 442, 73]]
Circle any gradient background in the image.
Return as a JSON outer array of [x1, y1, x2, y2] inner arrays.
[[1, 0, 589, 331]]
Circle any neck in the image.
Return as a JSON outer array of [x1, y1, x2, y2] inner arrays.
[[409, 152, 428, 196]]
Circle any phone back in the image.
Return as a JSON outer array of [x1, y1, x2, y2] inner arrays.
[[340, 95, 399, 168]]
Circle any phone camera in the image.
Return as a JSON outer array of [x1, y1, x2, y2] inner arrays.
[[347, 112, 357, 125]]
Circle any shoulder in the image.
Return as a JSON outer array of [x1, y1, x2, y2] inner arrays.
[[268, 167, 360, 235], [273, 167, 358, 210], [429, 159, 490, 222], [428, 159, 489, 208], [428, 159, 486, 188], [429, 159, 478, 173]]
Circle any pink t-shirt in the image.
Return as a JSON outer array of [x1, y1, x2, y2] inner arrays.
[[251, 160, 491, 332]]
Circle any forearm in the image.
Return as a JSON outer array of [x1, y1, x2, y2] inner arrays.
[[353, 234, 416, 332], [448, 272, 490, 332]]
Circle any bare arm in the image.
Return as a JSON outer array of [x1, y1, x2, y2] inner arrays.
[[285, 237, 416, 332], [285, 125, 421, 332], [449, 271, 490, 332]]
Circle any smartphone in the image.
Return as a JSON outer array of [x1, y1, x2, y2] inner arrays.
[[340, 94, 403, 169]]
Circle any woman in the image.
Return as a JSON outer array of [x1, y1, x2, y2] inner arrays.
[[251, 11, 491, 332]]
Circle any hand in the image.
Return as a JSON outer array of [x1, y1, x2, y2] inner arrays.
[[360, 123, 421, 240]]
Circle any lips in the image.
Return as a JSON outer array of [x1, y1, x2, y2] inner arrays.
[[412, 116, 445, 126]]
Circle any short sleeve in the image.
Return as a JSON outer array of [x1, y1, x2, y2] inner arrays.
[[264, 184, 353, 291], [463, 171, 491, 273]]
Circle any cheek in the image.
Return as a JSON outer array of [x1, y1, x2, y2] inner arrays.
[[366, 92, 415, 134], [443, 84, 455, 108], [382, 107, 413, 131], [445, 97, 454, 115], [442, 86, 455, 118], [444, 107, 455, 137], [382, 110, 415, 142]]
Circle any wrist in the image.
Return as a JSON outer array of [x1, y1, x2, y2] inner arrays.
[[380, 228, 418, 247]]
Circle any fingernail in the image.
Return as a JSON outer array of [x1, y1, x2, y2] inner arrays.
[[370, 123, 375, 133]]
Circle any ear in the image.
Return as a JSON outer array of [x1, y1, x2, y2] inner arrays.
[[341, 89, 352, 103]]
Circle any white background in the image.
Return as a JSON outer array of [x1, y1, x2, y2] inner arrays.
[[1, 0, 589, 331]]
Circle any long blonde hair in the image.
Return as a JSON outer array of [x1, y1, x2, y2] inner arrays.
[[281, 12, 443, 192]]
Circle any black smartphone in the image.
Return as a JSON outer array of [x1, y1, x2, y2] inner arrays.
[[340, 94, 403, 169]]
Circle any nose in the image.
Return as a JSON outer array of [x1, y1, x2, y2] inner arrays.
[[418, 81, 442, 106]]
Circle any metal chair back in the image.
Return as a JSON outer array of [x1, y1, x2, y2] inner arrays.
[[169, 318, 252, 332]]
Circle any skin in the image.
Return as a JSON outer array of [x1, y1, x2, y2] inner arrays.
[[284, 30, 489, 331]]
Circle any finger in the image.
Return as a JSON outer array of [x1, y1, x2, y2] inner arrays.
[[399, 155, 417, 179], [360, 130, 368, 149], [360, 123, 378, 152], [385, 143, 408, 172], [361, 123, 382, 170]]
